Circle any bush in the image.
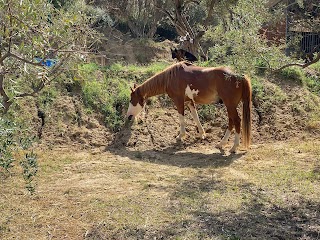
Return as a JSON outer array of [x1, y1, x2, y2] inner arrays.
[[279, 66, 320, 95], [0, 117, 37, 193], [280, 67, 304, 84], [80, 63, 131, 131], [198, 104, 216, 121]]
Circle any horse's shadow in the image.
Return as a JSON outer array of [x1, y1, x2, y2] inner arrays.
[[106, 122, 245, 168]]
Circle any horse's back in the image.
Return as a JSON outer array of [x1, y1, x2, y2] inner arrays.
[[180, 65, 243, 105]]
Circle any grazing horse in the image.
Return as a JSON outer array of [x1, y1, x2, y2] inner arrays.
[[171, 48, 198, 62], [126, 62, 252, 153]]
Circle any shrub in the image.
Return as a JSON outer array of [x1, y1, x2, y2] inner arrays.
[[280, 67, 304, 84], [80, 63, 131, 131], [0, 117, 37, 193], [198, 104, 216, 121]]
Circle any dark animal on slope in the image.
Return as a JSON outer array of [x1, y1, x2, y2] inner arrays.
[[171, 48, 198, 62]]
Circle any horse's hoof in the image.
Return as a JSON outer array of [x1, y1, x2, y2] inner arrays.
[[176, 134, 185, 141], [198, 133, 206, 139], [216, 144, 223, 150], [229, 147, 237, 153]]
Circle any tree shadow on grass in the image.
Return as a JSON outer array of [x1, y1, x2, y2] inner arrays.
[[189, 200, 320, 240], [86, 181, 320, 240], [162, 180, 320, 240]]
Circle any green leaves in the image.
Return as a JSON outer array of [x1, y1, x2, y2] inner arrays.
[[0, 118, 16, 173], [203, 0, 290, 74], [0, 117, 38, 193], [20, 150, 38, 194]]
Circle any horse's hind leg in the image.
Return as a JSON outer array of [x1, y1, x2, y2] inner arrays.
[[217, 106, 241, 153], [187, 102, 206, 139], [228, 107, 241, 153], [216, 118, 233, 149]]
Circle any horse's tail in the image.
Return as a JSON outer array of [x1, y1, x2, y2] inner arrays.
[[241, 75, 252, 148]]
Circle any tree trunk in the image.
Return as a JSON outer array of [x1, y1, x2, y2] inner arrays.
[[0, 74, 12, 114], [158, 0, 206, 58]]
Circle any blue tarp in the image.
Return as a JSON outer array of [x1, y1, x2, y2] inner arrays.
[[34, 57, 57, 67]]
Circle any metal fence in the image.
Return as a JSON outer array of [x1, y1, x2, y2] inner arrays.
[[300, 32, 320, 53]]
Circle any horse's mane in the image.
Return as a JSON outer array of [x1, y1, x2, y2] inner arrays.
[[139, 62, 190, 97]]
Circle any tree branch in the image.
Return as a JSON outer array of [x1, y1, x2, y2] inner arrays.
[[0, 52, 10, 63], [0, 66, 12, 114], [8, 52, 43, 66], [274, 51, 320, 72]]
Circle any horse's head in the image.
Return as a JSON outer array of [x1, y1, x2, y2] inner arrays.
[[171, 48, 178, 60], [126, 84, 145, 120]]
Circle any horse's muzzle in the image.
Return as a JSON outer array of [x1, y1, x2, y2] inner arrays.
[[128, 115, 133, 121]]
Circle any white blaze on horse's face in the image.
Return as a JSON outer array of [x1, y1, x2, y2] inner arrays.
[[127, 87, 145, 120], [185, 84, 199, 101], [126, 102, 143, 119]]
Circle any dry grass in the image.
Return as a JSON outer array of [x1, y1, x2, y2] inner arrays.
[[1, 139, 320, 240]]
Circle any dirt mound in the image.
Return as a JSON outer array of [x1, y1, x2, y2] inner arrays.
[[32, 85, 318, 153], [29, 95, 113, 149]]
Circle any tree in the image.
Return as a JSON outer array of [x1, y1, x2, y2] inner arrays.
[[0, 0, 100, 192], [155, 0, 240, 58], [265, 0, 320, 71], [0, 0, 98, 114], [93, 0, 164, 38]]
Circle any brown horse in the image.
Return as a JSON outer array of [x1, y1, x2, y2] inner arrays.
[[126, 62, 252, 153]]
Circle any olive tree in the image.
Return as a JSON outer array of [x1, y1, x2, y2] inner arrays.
[[93, 0, 164, 38], [0, 0, 98, 114], [0, 0, 99, 192]]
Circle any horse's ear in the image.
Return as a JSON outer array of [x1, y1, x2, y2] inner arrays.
[[131, 84, 137, 92]]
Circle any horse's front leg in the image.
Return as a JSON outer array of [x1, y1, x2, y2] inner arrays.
[[175, 100, 186, 141], [187, 102, 206, 139]]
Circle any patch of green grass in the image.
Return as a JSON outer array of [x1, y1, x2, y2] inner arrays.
[[144, 62, 170, 75], [38, 87, 59, 109], [255, 58, 268, 76], [280, 66, 304, 84], [82, 76, 130, 132], [198, 104, 216, 121], [304, 74, 320, 95], [251, 77, 265, 100], [310, 61, 320, 72], [279, 66, 320, 95], [106, 62, 168, 80], [76, 62, 132, 131], [79, 62, 172, 131]]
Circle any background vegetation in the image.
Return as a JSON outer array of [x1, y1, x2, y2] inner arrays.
[[0, 0, 319, 189], [0, 1, 320, 239]]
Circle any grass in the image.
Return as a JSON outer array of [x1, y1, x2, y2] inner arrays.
[[1, 139, 319, 239], [279, 66, 320, 95], [77, 62, 170, 131]]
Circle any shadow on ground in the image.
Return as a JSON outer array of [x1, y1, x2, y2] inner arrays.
[[106, 121, 245, 168], [95, 119, 319, 240], [86, 178, 320, 240]]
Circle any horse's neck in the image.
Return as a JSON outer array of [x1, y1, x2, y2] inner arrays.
[[139, 75, 167, 98]]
